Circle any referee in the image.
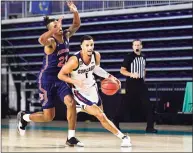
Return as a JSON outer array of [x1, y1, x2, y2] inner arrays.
[[113, 39, 157, 133]]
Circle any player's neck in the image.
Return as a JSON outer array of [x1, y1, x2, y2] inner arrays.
[[81, 51, 91, 65], [53, 35, 63, 43], [133, 51, 141, 56]]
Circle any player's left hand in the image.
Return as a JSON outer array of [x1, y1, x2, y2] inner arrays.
[[108, 75, 121, 89], [67, 1, 78, 13]]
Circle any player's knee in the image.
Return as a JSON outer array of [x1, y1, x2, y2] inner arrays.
[[96, 112, 106, 122], [64, 95, 75, 108]]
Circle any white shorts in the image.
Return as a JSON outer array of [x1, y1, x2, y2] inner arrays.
[[72, 83, 102, 108]]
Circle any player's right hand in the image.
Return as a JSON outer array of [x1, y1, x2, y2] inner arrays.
[[67, 1, 78, 13]]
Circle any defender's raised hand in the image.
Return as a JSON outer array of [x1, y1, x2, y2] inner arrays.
[[67, 1, 78, 13]]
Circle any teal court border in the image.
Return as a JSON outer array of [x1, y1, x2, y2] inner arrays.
[[1, 125, 192, 136]]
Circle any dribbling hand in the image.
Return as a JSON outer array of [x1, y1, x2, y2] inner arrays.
[[108, 75, 121, 89]]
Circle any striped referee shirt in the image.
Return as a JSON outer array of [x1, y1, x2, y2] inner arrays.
[[121, 52, 146, 80]]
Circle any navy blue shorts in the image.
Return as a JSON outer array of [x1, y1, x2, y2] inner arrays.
[[38, 81, 72, 109]]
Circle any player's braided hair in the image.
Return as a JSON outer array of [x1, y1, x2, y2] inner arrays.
[[43, 16, 56, 29]]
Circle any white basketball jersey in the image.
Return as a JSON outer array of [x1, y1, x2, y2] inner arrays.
[[70, 51, 96, 91]]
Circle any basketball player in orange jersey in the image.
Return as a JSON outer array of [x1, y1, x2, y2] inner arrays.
[[17, 1, 84, 147], [58, 35, 132, 147]]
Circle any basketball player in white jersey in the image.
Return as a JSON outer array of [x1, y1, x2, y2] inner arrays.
[[58, 35, 132, 147]]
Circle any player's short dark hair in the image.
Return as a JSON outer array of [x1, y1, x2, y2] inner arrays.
[[43, 16, 57, 29], [132, 39, 142, 45], [80, 35, 93, 44]]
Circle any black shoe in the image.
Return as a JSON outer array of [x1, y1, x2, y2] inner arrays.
[[146, 128, 158, 133], [17, 111, 28, 136], [66, 137, 84, 147]]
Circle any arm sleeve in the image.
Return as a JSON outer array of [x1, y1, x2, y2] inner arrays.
[[93, 66, 110, 79]]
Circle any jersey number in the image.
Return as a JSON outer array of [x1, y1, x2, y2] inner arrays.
[[57, 56, 67, 67], [85, 73, 88, 78]]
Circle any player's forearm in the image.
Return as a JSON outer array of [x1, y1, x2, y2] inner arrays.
[[66, 12, 81, 38], [72, 11, 81, 28], [93, 66, 110, 79], [38, 30, 54, 46], [120, 69, 132, 77]]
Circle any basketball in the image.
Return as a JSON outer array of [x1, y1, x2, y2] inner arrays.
[[101, 78, 120, 95]]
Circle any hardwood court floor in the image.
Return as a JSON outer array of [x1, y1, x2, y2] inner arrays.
[[1, 117, 192, 152]]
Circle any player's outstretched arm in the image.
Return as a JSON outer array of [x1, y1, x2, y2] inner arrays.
[[66, 1, 81, 38], [93, 51, 110, 78], [94, 51, 121, 87], [38, 17, 63, 46]]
